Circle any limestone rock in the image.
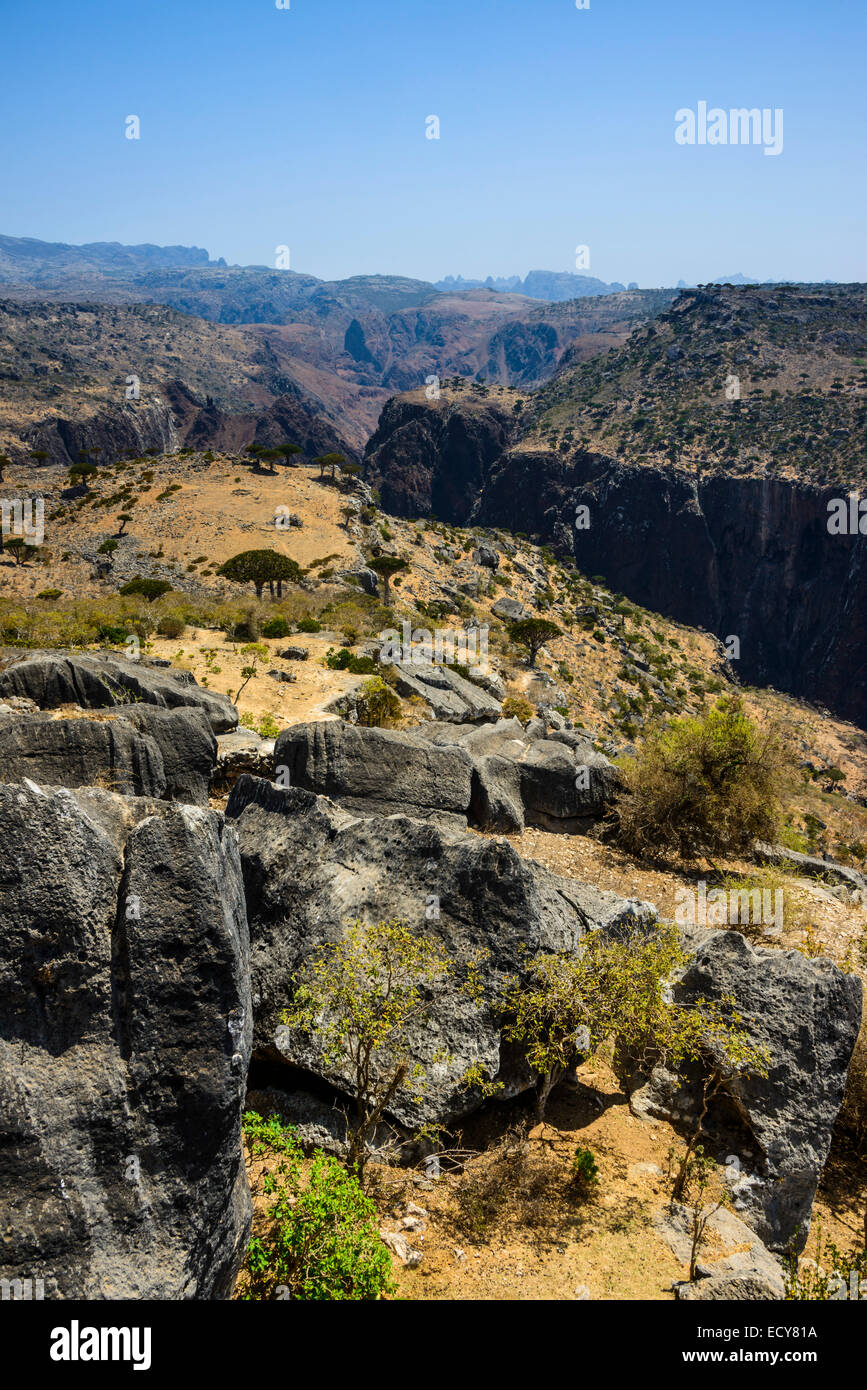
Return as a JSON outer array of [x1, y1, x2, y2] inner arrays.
[[225, 776, 655, 1130], [0, 650, 238, 733], [0, 783, 252, 1299], [633, 927, 862, 1252]]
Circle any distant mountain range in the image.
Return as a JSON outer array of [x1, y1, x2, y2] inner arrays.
[[0, 237, 777, 305], [0, 234, 226, 281], [435, 270, 635, 300], [438, 271, 769, 297], [0, 233, 678, 463]]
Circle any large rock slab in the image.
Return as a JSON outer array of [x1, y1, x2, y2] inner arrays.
[[416, 719, 619, 833], [274, 720, 474, 827], [653, 1202, 785, 1300], [631, 926, 862, 1253], [0, 714, 167, 799], [388, 661, 502, 723], [755, 840, 867, 899], [225, 775, 654, 1130], [275, 719, 619, 835], [0, 707, 215, 805], [114, 705, 216, 805], [0, 782, 252, 1299], [0, 650, 237, 733], [491, 596, 525, 621]]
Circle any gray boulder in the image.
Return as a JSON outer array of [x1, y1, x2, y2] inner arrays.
[[472, 543, 499, 569], [339, 567, 379, 596], [0, 707, 215, 806], [274, 721, 473, 827], [0, 783, 252, 1299], [471, 753, 526, 833], [387, 661, 502, 723], [492, 596, 525, 621], [274, 718, 619, 834], [416, 719, 619, 833], [225, 776, 654, 1129], [214, 728, 276, 793], [115, 705, 216, 805], [517, 740, 619, 832], [755, 840, 867, 898], [0, 715, 167, 799], [0, 651, 238, 733], [630, 926, 862, 1252], [469, 668, 507, 701], [653, 1203, 785, 1300]]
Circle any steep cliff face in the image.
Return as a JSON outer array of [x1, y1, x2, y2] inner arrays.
[[364, 393, 517, 522], [361, 380, 867, 724], [479, 450, 867, 726], [22, 380, 356, 469]]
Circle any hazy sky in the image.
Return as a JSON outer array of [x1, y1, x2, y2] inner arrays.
[[1, 0, 864, 286]]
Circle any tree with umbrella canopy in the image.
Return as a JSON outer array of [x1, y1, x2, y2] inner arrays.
[[508, 617, 561, 668], [314, 452, 346, 481], [367, 554, 407, 604], [119, 577, 174, 602], [217, 548, 303, 599]]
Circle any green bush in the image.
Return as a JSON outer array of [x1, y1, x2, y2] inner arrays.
[[613, 695, 788, 861], [297, 617, 322, 633], [241, 1112, 393, 1301], [119, 577, 173, 602], [324, 647, 379, 674], [261, 616, 291, 639], [156, 615, 186, 638], [502, 694, 534, 724], [97, 622, 132, 646], [570, 1147, 600, 1193], [240, 712, 282, 739], [356, 676, 401, 727]]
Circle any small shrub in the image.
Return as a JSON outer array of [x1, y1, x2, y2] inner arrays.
[[613, 695, 788, 861], [570, 1147, 600, 1193], [297, 616, 322, 634], [157, 615, 186, 638], [356, 676, 402, 727], [241, 1112, 393, 1301], [97, 622, 132, 646], [241, 711, 282, 739], [262, 616, 291, 639], [502, 694, 534, 724], [324, 647, 378, 674]]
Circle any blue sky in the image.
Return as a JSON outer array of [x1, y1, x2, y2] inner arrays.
[[1, 0, 864, 285]]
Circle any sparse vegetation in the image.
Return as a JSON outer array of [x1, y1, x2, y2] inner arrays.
[[241, 1112, 393, 1301], [613, 696, 788, 862], [281, 919, 451, 1185]]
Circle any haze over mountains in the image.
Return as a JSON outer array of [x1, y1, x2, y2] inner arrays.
[[0, 233, 767, 304], [0, 235, 677, 453]]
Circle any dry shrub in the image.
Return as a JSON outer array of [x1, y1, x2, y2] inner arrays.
[[451, 1125, 592, 1244], [612, 695, 789, 862]]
